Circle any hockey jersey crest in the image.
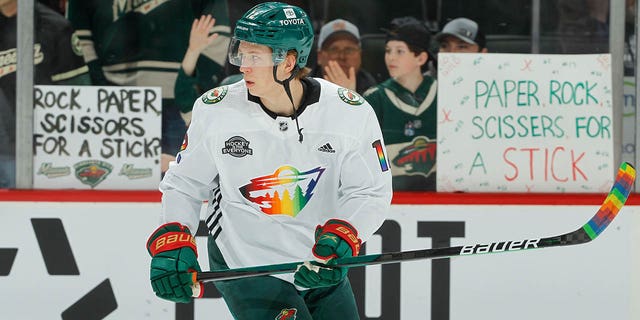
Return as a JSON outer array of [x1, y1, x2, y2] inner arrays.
[[202, 86, 228, 104], [239, 166, 325, 217], [337, 87, 364, 106]]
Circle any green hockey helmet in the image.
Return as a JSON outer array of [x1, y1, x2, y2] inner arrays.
[[228, 2, 314, 69]]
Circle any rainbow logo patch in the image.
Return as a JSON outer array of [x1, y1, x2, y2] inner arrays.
[[239, 166, 325, 217]]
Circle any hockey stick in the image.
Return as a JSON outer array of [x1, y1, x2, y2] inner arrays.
[[195, 162, 635, 284]]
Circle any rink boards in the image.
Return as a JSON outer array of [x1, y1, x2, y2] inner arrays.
[[0, 192, 639, 320]]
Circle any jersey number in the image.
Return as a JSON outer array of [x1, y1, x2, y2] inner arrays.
[[372, 140, 389, 172]]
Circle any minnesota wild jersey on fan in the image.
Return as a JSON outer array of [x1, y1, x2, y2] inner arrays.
[[364, 77, 438, 191], [66, 0, 229, 96]]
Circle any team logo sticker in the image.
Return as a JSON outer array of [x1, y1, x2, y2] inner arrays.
[[74, 160, 113, 188], [118, 164, 153, 180], [222, 136, 253, 157], [37, 162, 71, 178], [202, 86, 228, 104], [338, 87, 364, 105], [275, 308, 297, 319]]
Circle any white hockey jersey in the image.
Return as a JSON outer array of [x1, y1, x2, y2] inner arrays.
[[159, 78, 392, 285]]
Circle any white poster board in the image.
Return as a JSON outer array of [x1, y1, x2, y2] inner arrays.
[[437, 53, 614, 193], [33, 86, 162, 189]]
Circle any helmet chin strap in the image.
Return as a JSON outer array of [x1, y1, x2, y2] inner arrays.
[[273, 65, 304, 143]]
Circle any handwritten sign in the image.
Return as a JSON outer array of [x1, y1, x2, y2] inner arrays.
[[437, 53, 613, 193], [33, 86, 162, 189], [621, 77, 635, 166]]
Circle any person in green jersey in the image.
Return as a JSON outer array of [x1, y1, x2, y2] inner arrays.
[[364, 16, 438, 191], [174, 12, 231, 126], [66, 0, 230, 173]]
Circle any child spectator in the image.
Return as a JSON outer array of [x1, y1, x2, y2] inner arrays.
[[364, 16, 438, 191]]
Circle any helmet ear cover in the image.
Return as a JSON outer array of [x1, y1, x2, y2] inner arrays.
[[231, 2, 314, 69]]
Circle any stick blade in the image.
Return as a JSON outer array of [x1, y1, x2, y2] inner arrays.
[[582, 162, 635, 240]]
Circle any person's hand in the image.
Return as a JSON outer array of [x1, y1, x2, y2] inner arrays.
[[147, 223, 203, 303], [294, 219, 361, 288], [189, 14, 219, 54], [182, 14, 218, 76], [323, 60, 357, 91]]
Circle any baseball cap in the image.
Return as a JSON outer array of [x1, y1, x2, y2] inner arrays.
[[435, 18, 486, 48], [384, 16, 432, 52], [317, 19, 360, 49]]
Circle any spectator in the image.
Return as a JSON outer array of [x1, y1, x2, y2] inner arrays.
[[556, 0, 609, 53], [364, 16, 438, 191], [312, 19, 377, 94], [175, 13, 231, 125], [38, 0, 66, 15], [66, 0, 230, 173], [436, 17, 488, 53], [0, 0, 90, 188]]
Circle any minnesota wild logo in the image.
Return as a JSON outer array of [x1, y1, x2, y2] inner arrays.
[[392, 136, 436, 177], [202, 86, 228, 104], [275, 308, 297, 320], [338, 87, 364, 105], [239, 166, 325, 217], [74, 160, 113, 188]]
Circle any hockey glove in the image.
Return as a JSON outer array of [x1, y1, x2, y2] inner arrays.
[[147, 223, 203, 303], [294, 219, 362, 288]]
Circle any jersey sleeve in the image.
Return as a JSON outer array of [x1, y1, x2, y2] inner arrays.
[[337, 106, 393, 242], [48, 23, 90, 85], [158, 98, 220, 232], [66, 1, 108, 85]]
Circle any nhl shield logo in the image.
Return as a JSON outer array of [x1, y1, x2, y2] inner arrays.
[[338, 87, 364, 105], [202, 86, 228, 104]]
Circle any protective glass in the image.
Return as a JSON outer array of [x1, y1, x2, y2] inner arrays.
[[324, 46, 361, 57], [227, 38, 286, 67]]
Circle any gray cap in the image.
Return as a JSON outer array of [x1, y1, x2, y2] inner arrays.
[[435, 18, 486, 48], [317, 19, 360, 49]]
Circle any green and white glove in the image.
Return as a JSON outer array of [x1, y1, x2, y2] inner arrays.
[[294, 219, 362, 288], [146, 222, 203, 303]]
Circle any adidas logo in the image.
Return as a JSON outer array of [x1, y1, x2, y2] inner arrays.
[[318, 143, 335, 153]]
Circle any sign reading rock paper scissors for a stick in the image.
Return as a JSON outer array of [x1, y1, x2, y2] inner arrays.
[[33, 86, 162, 189], [437, 53, 613, 193]]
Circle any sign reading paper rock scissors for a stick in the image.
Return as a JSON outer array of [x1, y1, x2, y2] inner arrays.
[[33, 86, 162, 189], [437, 53, 613, 193]]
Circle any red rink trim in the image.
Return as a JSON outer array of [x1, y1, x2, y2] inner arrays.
[[0, 190, 638, 205], [392, 192, 640, 205], [0, 189, 161, 202]]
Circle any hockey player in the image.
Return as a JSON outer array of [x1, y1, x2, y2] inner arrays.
[[146, 2, 392, 319], [364, 17, 438, 191]]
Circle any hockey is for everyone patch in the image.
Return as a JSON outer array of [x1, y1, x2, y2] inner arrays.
[[338, 87, 364, 105], [202, 86, 228, 104], [222, 136, 253, 157]]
